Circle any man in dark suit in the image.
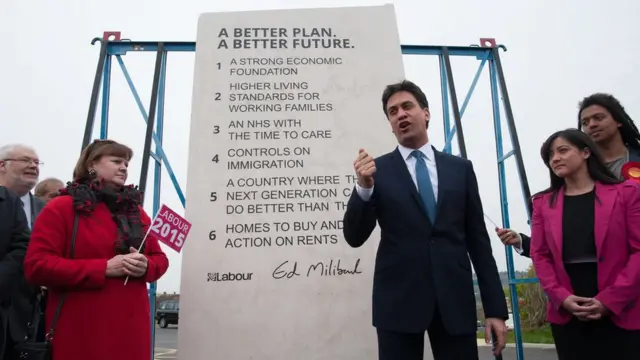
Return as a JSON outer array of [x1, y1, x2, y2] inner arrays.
[[0, 186, 30, 360], [343, 80, 508, 360], [0, 144, 46, 347], [496, 93, 640, 257]]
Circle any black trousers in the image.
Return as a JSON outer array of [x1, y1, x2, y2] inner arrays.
[[1, 327, 15, 360], [377, 308, 478, 360], [553, 262, 640, 359], [551, 317, 640, 360]]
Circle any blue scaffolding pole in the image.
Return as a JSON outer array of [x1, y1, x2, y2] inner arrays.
[[81, 32, 535, 360]]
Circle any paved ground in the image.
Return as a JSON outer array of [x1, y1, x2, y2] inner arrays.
[[154, 326, 178, 359], [478, 346, 558, 360], [153, 327, 558, 360]]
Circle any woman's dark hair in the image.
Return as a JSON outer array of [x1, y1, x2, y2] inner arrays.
[[536, 128, 621, 206], [577, 93, 640, 149]]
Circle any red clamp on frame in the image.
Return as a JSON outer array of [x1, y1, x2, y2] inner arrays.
[[479, 38, 497, 48], [103, 31, 122, 41]]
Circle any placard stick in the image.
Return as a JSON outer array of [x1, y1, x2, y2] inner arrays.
[[484, 213, 501, 228], [123, 225, 153, 285]]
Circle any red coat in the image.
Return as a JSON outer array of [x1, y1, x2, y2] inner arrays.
[[24, 195, 169, 360]]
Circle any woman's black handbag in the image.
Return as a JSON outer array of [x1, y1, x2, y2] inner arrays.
[[10, 214, 78, 360]]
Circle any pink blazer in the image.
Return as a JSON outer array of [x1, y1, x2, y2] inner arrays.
[[530, 180, 640, 330]]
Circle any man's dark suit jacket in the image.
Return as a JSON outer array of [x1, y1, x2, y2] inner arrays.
[[8, 192, 45, 343], [0, 186, 31, 354], [517, 234, 532, 258], [25, 193, 45, 229], [343, 147, 508, 335]]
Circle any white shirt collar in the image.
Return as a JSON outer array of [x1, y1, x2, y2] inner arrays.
[[397, 141, 434, 161]]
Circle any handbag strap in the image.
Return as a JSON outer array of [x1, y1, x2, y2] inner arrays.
[[45, 213, 79, 342], [24, 287, 45, 341]]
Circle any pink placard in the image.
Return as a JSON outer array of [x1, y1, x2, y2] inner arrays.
[[148, 204, 192, 253]]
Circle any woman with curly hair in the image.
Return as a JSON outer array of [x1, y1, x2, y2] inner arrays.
[[23, 139, 169, 360]]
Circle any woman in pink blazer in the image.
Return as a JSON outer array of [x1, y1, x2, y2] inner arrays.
[[530, 129, 640, 360]]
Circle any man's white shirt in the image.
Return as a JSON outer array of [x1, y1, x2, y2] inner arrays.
[[20, 193, 32, 229], [353, 143, 526, 255], [355, 142, 439, 202]]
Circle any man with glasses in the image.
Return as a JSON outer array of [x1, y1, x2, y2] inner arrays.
[[0, 144, 45, 228], [0, 143, 46, 352]]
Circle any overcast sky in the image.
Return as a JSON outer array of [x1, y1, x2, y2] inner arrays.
[[1, 0, 638, 293]]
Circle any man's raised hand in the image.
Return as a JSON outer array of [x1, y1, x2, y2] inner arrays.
[[354, 149, 376, 189]]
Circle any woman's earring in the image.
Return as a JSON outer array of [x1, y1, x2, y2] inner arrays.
[[88, 169, 97, 178]]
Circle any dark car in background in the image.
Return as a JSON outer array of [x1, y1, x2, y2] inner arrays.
[[156, 300, 179, 328]]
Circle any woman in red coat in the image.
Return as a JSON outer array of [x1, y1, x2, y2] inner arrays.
[[24, 139, 169, 360]]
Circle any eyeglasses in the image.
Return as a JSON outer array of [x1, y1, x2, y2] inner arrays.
[[2, 158, 44, 166]]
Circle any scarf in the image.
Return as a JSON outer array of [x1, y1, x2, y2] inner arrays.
[[60, 180, 146, 254]]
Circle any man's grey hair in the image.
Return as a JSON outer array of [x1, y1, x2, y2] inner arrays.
[[34, 177, 65, 197], [0, 144, 38, 160]]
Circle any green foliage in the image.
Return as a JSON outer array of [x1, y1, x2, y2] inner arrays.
[[477, 325, 554, 344], [506, 264, 547, 329]]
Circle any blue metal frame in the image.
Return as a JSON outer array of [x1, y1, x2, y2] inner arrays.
[[86, 37, 535, 360]]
